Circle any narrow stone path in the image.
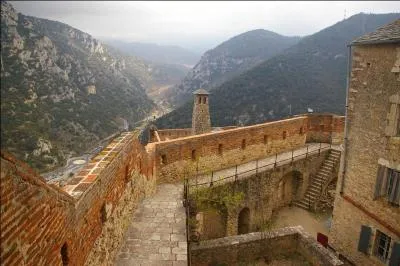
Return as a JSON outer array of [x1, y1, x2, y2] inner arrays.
[[116, 183, 187, 266]]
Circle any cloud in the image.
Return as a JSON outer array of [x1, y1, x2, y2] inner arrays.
[[9, 1, 400, 52]]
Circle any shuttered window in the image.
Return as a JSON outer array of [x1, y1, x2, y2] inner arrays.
[[387, 169, 400, 205], [374, 165, 400, 205], [358, 225, 371, 254], [389, 242, 400, 266], [374, 165, 387, 199]]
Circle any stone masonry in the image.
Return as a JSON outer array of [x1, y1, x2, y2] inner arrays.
[[330, 21, 400, 266], [192, 89, 211, 135]]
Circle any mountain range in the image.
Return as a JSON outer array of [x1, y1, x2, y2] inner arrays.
[[1, 2, 155, 171], [155, 13, 400, 129], [102, 39, 200, 67], [167, 29, 300, 106]]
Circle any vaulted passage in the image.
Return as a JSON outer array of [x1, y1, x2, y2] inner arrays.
[[279, 170, 304, 205], [238, 207, 250, 235]]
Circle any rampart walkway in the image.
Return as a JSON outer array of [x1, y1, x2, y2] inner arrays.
[[116, 184, 187, 266], [189, 142, 340, 188]]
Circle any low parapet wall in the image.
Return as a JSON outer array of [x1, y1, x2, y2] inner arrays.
[[152, 114, 344, 183], [153, 116, 308, 182], [0, 131, 156, 266], [190, 226, 344, 266]]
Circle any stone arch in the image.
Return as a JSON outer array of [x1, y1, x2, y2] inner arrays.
[[196, 209, 226, 240], [277, 170, 304, 207], [238, 207, 250, 235]]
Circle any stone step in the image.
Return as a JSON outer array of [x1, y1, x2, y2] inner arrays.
[[294, 201, 310, 210], [316, 172, 329, 179], [303, 194, 317, 202], [323, 159, 336, 165], [320, 167, 333, 172], [306, 189, 319, 197], [310, 184, 322, 191], [308, 187, 321, 195]]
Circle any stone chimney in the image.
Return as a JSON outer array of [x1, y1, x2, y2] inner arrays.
[[192, 89, 211, 135]]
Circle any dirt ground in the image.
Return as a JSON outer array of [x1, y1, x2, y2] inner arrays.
[[242, 252, 311, 266], [269, 206, 332, 239]]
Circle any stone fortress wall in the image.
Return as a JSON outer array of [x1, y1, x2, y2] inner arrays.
[[1, 132, 156, 266], [151, 114, 344, 183], [190, 150, 331, 241], [191, 226, 344, 266], [0, 113, 344, 265]]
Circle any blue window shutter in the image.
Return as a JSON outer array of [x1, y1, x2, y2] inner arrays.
[[389, 242, 400, 266], [358, 225, 371, 254]]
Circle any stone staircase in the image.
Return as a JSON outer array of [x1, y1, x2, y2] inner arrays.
[[294, 149, 341, 211]]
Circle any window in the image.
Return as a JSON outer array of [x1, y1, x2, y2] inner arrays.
[[191, 149, 196, 161], [61, 243, 69, 266], [374, 165, 400, 206], [218, 144, 223, 155], [241, 139, 246, 150], [320, 124, 325, 131], [374, 230, 391, 262], [125, 165, 129, 182], [198, 97, 201, 104], [161, 154, 167, 165], [357, 225, 371, 254], [263, 135, 268, 145], [203, 97, 207, 104], [101, 203, 107, 224], [299, 127, 303, 135], [385, 93, 400, 137], [282, 131, 287, 140]]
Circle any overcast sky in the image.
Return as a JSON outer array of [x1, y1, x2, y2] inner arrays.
[[9, 1, 400, 53]]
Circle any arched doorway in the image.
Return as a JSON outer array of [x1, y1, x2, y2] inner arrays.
[[238, 207, 250, 235], [278, 170, 304, 207]]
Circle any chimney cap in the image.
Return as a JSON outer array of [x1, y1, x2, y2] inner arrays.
[[193, 89, 210, 95]]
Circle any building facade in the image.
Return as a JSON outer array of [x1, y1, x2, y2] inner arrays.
[[330, 19, 400, 265]]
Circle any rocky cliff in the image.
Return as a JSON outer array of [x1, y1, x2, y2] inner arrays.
[[167, 29, 300, 105], [1, 2, 154, 171]]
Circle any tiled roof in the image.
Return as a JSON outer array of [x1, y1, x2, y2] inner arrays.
[[193, 88, 210, 95], [351, 19, 400, 45], [62, 132, 134, 198]]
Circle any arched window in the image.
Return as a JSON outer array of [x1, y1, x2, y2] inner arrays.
[[198, 97, 201, 104], [218, 144, 223, 155], [191, 149, 196, 161], [101, 203, 107, 224], [241, 139, 246, 150], [161, 154, 167, 165], [299, 127, 303, 134], [125, 165, 129, 182], [238, 208, 250, 234], [203, 97, 207, 104], [263, 135, 268, 144], [61, 242, 69, 266], [283, 131, 287, 140]]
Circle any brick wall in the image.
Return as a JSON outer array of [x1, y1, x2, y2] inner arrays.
[[0, 131, 156, 266], [304, 113, 345, 144], [330, 44, 400, 265], [153, 114, 343, 183]]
